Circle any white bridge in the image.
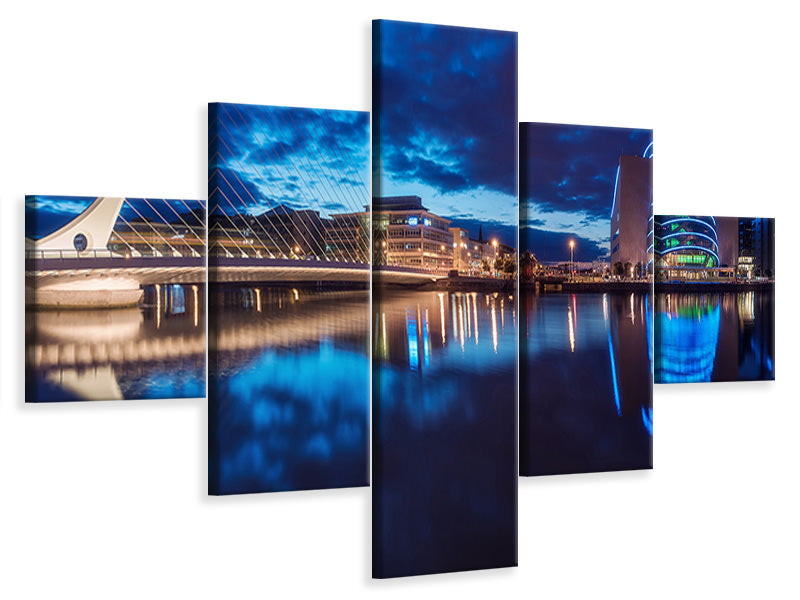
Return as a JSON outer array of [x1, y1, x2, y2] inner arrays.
[[26, 197, 445, 308]]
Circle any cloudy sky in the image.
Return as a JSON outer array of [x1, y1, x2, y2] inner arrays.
[[521, 122, 652, 263], [210, 103, 370, 218], [373, 20, 517, 247], [25, 196, 204, 241]]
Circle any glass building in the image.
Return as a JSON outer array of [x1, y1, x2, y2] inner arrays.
[[654, 216, 722, 279]]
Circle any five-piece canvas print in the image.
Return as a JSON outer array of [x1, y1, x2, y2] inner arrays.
[[19, 17, 777, 581]]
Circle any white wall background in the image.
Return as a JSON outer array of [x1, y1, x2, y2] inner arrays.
[[1, 1, 798, 598]]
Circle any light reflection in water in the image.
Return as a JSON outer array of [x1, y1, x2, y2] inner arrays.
[[209, 287, 369, 495], [655, 294, 720, 383], [438, 293, 446, 345], [472, 293, 479, 345], [407, 308, 418, 371], [373, 290, 517, 577], [655, 290, 774, 383], [193, 285, 199, 327], [521, 292, 652, 476], [491, 299, 498, 353], [567, 305, 576, 353], [26, 284, 205, 402]]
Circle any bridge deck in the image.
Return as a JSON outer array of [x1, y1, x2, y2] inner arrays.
[[26, 256, 448, 286]]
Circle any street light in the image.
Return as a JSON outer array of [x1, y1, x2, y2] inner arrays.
[[569, 240, 575, 281]]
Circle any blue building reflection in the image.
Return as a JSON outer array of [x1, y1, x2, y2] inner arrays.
[[655, 295, 721, 383], [654, 291, 774, 383]]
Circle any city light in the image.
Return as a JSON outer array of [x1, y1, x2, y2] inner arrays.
[[569, 239, 575, 280]]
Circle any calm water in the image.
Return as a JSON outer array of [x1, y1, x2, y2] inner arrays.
[[208, 287, 369, 495], [373, 290, 517, 578], [521, 292, 653, 476], [25, 284, 205, 402], [655, 290, 775, 383]]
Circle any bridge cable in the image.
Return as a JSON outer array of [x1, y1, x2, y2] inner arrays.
[[301, 112, 371, 263], [227, 104, 340, 263], [211, 115, 314, 260], [122, 200, 187, 256], [138, 198, 200, 256], [277, 107, 369, 262]]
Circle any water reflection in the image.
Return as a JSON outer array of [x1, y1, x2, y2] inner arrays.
[[208, 287, 369, 495], [654, 291, 775, 383], [25, 284, 205, 401], [373, 290, 517, 578], [521, 293, 653, 476]]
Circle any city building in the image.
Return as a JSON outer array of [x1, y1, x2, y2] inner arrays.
[[326, 212, 369, 263], [209, 204, 330, 259], [610, 153, 653, 278], [654, 215, 738, 280], [373, 196, 453, 271], [204, 194, 516, 273], [738, 217, 775, 279], [449, 226, 470, 272]]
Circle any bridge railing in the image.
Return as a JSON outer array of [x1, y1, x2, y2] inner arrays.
[[25, 249, 203, 261]]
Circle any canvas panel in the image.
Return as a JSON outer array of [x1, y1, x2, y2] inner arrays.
[[519, 123, 653, 476], [25, 195, 206, 402], [654, 215, 775, 383], [372, 20, 518, 578], [207, 102, 370, 495]]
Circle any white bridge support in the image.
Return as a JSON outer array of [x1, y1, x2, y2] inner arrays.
[[26, 197, 124, 257], [26, 198, 143, 308]]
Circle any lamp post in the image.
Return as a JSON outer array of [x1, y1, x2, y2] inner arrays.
[[492, 239, 498, 277], [569, 240, 575, 281]]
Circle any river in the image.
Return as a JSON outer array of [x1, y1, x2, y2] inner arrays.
[[25, 284, 205, 402], [655, 290, 775, 383], [372, 289, 517, 577], [521, 292, 653, 476]]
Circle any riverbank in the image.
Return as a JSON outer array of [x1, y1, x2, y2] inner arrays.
[[521, 280, 652, 294], [375, 275, 514, 293]]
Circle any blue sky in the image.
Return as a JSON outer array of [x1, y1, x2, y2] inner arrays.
[[373, 20, 517, 246], [210, 103, 370, 218], [521, 123, 652, 263]]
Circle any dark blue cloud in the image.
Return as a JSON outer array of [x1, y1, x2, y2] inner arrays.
[[374, 20, 517, 199], [25, 195, 94, 240], [521, 122, 652, 220], [210, 103, 370, 217], [521, 227, 607, 264], [447, 217, 516, 249]]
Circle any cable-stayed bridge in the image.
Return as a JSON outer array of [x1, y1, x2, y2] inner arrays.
[[26, 106, 448, 309], [25, 196, 443, 308]]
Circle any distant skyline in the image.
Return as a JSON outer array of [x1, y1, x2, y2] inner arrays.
[[210, 103, 370, 219], [374, 20, 517, 247], [521, 123, 652, 263]]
